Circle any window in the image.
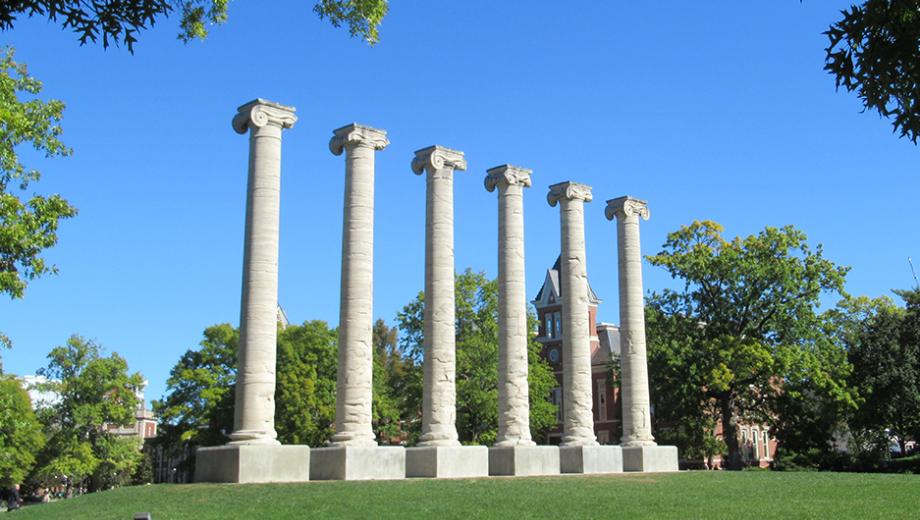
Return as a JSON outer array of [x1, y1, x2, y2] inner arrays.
[[597, 379, 607, 422], [741, 428, 749, 460], [545, 315, 554, 338], [551, 387, 563, 424], [752, 428, 760, 459], [554, 312, 563, 336], [763, 431, 771, 459]]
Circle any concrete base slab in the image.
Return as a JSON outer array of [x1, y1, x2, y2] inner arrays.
[[559, 445, 623, 474], [406, 445, 489, 478], [622, 445, 679, 472], [309, 446, 406, 480], [194, 444, 311, 483], [489, 445, 560, 476]]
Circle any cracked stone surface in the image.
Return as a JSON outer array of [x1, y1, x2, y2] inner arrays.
[[329, 124, 389, 446], [486, 165, 535, 446], [412, 145, 467, 447], [229, 99, 297, 445], [547, 181, 597, 447], [606, 196, 656, 447]]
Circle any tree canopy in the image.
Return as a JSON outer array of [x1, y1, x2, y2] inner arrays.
[[825, 0, 920, 143], [645, 220, 855, 469], [30, 335, 144, 492], [396, 269, 557, 445], [0, 376, 45, 487], [0, 0, 389, 52]]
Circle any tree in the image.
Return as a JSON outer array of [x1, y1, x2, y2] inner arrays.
[[155, 320, 340, 452], [395, 269, 557, 445], [0, 0, 389, 52], [274, 320, 337, 446], [847, 290, 920, 455], [0, 376, 45, 487], [153, 324, 237, 453], [825, 1, 920, 143], [30, 335, 144, 492], [371, 318, 408, 442], [645, 221, 855, 469]]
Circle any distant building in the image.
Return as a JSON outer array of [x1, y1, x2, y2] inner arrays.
[[532, 256, 777, 467], [532, 256, 621, 444]]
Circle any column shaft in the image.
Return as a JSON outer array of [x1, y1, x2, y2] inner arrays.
[[230, 99, 296, 445], [333, 143, 377, 445], [558, 197, 597, 446], [616, 211, 656, 446], [421, 168, 460, 446], [488, 166, 534, 446]]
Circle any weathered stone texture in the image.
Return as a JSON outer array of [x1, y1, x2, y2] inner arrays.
[[329, 124, 389, 446], [547, 181, 597, 447], [412, 146, 467, 447], [485, 165, 534, 446], [229, 99, 297, 445]]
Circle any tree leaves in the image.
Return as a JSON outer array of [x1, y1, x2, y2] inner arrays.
[[825, 0, 920, 143]]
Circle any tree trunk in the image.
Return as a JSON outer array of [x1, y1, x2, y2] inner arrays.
[[720, 394, 743, 470]]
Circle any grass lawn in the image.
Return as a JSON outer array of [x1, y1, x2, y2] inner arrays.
[[8, 471, 920, 519]]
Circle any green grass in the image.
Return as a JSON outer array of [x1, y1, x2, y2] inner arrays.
[[8, 471, 920, 520]]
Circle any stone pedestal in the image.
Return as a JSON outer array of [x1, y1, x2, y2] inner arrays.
[[559, 445, 623, 474], [406, 446, 489, 478], [309, 446, 406, 480], [195, 445, 311, 483], [489, 445, 560, 476], [622, 445, 679, 472]]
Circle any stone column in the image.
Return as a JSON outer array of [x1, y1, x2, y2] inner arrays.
[[485, 165, 535, 447], [547, 182, 597, 447], [605, 196, 656, 447], [411, 145, 467, 447], [229, 99, 297, 445], [329, 124, 389, 446]]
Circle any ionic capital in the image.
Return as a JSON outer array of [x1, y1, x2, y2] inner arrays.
[[484, 164, 532, 192], [329, 123, 389, 155], [605, 196, 650, 221], [232, 99, 297, 134], [547, 181, 592, 207], [411, 145, 467, 176]]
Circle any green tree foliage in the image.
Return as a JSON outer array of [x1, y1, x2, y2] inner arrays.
[[155, 321, 340, 450], [645, 221, 855, 469], [0, 0, 389, 52], [0, 47, 75, 301], [825, 1, 920, 143], [275, 320, 337, 446], [846, 290, 920, 455], [396, 269, 557, 445], [372, 318, 408, 442], [153, 324, 237, 451], [0, 376, 45, 487], [30, 335, 144, 492]]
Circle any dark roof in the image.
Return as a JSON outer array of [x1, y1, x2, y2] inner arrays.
[[534, 255, 601, 306]]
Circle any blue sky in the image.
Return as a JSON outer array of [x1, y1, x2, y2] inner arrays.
[[2, 1, 917, 404]]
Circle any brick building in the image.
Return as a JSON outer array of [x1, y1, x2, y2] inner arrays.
[[532, 256, 777, 466], [532, 256, 622, 445]]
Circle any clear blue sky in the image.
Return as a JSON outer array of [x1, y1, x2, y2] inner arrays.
[[2, 1, 917, 404]]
